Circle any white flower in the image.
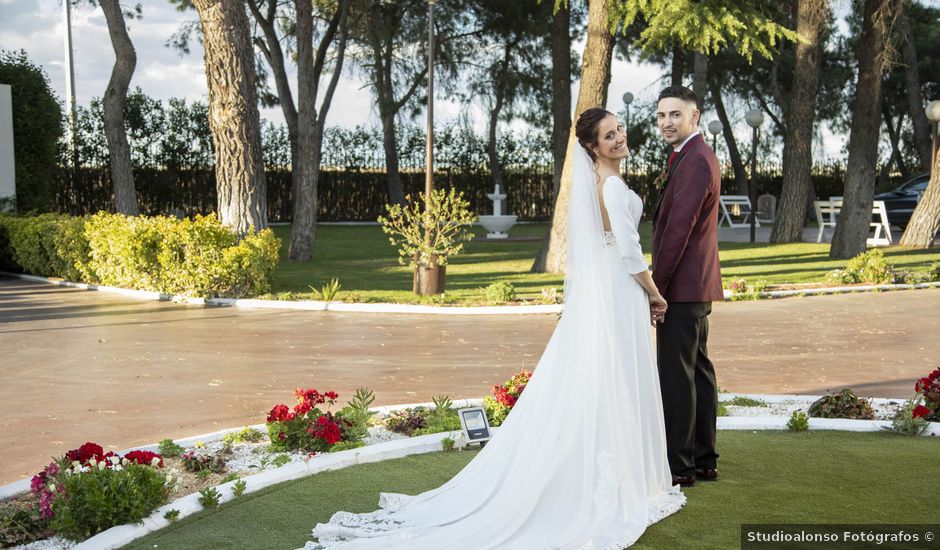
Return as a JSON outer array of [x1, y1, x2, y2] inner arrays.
[[109, 455, 121, 465], [97, 461, 106, 471], [122, 458, 130, 466], [151, 457, 161, 467], [71, 460, 81, 470], [88, 458, 97, 468], [47, 483, 55, 492], [113, 465, 123, 472]]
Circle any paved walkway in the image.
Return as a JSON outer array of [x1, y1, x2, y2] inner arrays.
[[1, 276, 937, 485]]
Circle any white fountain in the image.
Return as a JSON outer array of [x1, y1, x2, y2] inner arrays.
[[478, 184, 518, 239]]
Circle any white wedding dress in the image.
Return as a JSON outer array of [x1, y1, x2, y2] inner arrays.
[[301, 146, 685, 550]]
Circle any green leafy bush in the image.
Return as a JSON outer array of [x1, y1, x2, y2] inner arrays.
[[0, 213, 279, 298], [328, 441, 366, 453], [414, 396, 462, 436], [232, 479, 247, 497], [157, 439, 184, 458], [0, 497, 49, 546], [483, 371, 531, 426], [808, 389, 876, 420], [197, 487, 221, 509], [827, 249, 896, 285], [787, 411, 809, 431], [385, 408, 429, 436], [885, 399, 929, 436], [51, 463, 168, 541], [482, 281, 516, 304], [378, 188, 477, 269], [0, 49, 63, 213], [221, 427, 265, 446], [334, 388, 376, 442]]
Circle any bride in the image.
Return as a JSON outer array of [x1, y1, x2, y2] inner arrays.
[[301, 108, 685, 549]]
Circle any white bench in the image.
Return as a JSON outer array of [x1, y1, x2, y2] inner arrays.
[[718, 195, 759, 228], [812, 197, 892, 246]]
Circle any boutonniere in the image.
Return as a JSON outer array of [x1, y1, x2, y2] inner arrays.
[[653, 169, 669, 190]]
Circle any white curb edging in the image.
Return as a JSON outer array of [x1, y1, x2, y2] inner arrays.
[[5, 271, 938, 316]]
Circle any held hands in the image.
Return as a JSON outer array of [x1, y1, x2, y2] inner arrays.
[[649, 294, 667, 325]]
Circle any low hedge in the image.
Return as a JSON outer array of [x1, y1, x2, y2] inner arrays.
[[0, 213, 279, 298]]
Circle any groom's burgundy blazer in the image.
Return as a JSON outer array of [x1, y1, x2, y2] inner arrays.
[[651, 133, 723, 303]]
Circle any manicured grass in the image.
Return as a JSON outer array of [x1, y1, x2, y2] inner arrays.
[[125, 431, 938, 550], [267, 223, 940, 304]]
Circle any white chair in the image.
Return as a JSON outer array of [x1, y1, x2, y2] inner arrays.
[[813, 196, 892, 246], [718, 195, 759, 228], [867, 200, 893, 246], [813, 197, 841, 243]]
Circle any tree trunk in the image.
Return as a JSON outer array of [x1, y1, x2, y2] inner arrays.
[[379, 111, 405, 205], [711, 82, 749, 195], [900, 155, 940, 247], [692, 53, 708, 108], [830, 0, 900, 259], [193, 0, 267, 235], [532, 0, 612, 273], [772, 0, 828, 243], [487, 94, 506, 196], [288, 0, 350, 260], [288, 0, 319, 260], [896, 6, 932, 173], [247, 0, 300, 204], [550, 3, 571, 195], [99, 0, 139, 216], [670, 43, 685, 86]]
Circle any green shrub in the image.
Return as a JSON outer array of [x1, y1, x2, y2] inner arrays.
[[787, 411, 809, 431], [482, 281, 516, 304], [197, 487, 221, 509], [0, 212, 280, 298], [885, 399, 930, 436], [335, 387, 376, 442], [385, 408, 429, 436], [414, 396, 462, 436], [0, 497, 49, 546], [0, 49, 63, 213], [828, 249, 896, 285], [808, 389, 876, 420], [51, 463, 168, 541], [157, 439, 184, 458], [163, 509, 180, 522], [221, 427, 265, 446], [231, 479, 247, 497], [727, 396, 767, 407]]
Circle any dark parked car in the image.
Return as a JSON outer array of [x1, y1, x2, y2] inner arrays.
[[874, 173, 930, 229]]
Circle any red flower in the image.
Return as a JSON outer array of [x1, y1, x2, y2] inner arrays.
[[66, 442, 105, 464], [324, 391, 339, 401], [124, 450, 164, 467], [267, 404, 294, 423], [916, 378, 932, 393], [912, 405, 932, 419], [293, 400, 313, 415], [928, 368, 940, 381], [309, 415, 342, 445], [295, 388, 325, 405]]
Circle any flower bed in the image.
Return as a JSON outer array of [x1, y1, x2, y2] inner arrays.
[[4, 372, 939, 548]]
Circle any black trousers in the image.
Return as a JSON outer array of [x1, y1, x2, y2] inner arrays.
[[656, 301, 718, 476]]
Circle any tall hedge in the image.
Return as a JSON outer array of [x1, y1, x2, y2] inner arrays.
[[0, 49, 64, 213], [0, 213, 280, 298]]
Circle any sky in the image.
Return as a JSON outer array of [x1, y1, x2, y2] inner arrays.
[[0, 0, 847, 157]]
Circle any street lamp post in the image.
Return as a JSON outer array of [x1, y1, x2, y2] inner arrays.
[[927, 100, 940, 178], [707, 120, 722, 153], [745, 109, 765, 244], [622, 91, 633, 181], [425, 0, 436, 200]]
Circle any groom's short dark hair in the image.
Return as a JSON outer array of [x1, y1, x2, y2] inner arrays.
[[658, 86, 699, 110]]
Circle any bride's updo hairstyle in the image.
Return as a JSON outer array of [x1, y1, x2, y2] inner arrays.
[[575, 107, 615, 162]]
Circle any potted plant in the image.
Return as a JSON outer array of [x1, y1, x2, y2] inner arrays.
[[378, 188, 477, 296]]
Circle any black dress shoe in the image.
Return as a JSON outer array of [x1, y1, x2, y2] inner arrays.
[[671, 474, 696, 487], [695, 467, 719, 481]]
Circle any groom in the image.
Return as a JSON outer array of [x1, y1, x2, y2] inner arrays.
[[651, 86, 723, 488]]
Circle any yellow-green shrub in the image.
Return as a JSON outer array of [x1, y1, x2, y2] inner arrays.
[[0, 212, 279, 298]]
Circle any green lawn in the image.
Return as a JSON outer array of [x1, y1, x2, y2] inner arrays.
[[124, 431, 938, 550], [266, 223, 940, 304]]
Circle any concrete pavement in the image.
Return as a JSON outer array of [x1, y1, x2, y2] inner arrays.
[[1, 275, 937, 485]]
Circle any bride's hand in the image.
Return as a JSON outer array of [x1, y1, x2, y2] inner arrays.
[[649, 294, 667, 324]]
